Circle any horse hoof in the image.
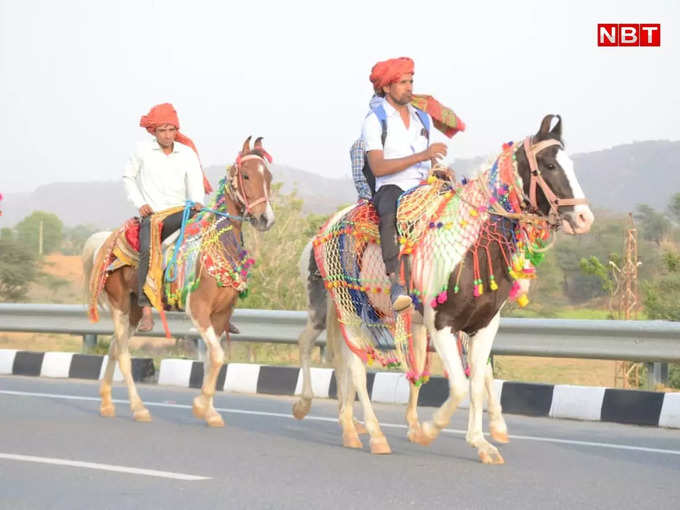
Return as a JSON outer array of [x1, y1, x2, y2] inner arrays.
[[370, 437, 392, 455], [490, 429, 510, 444], [100, 405, 115, 418], [353, 421, 368, 435], [133, 409, 152, 422], [479, 450, 505, 465], [343, 433, 363, 449], [206, 413, 225, 428], [411, 422, 436, 446], [292, 400, 310, 420]]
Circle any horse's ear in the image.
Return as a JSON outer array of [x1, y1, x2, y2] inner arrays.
[[241, 136, 252, 154], [536, 114, 555, 138], [254, 137, 264, 150], [550, 115, 562, 139]]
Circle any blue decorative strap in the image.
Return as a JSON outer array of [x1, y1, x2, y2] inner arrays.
[[165, 201, 244, 283]]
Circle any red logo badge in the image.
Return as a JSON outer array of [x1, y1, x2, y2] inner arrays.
[[598, 24, 660, 46]]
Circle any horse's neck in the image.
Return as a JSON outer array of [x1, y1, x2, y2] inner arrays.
[[219, 189, 244, 238]]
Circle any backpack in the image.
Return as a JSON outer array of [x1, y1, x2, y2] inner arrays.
[[362, 104, 431, 196]]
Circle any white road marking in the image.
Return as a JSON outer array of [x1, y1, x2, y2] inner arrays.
[[2, 389, 679, 457], [0, 452, 210, 480]]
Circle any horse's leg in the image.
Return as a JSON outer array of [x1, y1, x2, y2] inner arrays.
[[485, 360, 509, 443], [112, 306, 151, 422], [332, 317, 364, 449], [189, 294, 227, 428], [99, 337, 117, 417], [342, 339, 391, 455], [406, 322, 427, 442], [412, 325, 467, 446], [292, 304, 326, 420], [466, 312, 504, 464]]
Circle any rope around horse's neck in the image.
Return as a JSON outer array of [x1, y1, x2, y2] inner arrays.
[[165, 200, 244, 283]]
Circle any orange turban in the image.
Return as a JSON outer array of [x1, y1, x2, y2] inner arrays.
[[369, 57, 415, 94], [139, 103, 213, 194]]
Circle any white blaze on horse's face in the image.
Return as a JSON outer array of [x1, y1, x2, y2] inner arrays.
[[556, 149, 594, 235]]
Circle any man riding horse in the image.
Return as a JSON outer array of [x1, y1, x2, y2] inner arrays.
[[122, 103, 238, 334], [359, 57, 464, 311]]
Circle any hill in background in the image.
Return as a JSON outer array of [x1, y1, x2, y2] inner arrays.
[[1, 140, 678, 228]]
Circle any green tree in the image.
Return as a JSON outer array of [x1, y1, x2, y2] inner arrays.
[[635, 204, 671, 246], [667, 192, 680, 225], [239, 185, 329, 311], [15, 211, 64, 255], [61, 224, 99, 255], [642, 250, 680, 321], [579, 255, 614, 294], [0, 239, 38, 301], [0, 227, 14, 241]]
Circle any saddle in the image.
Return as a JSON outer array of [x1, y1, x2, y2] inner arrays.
[[89, 208, 253, 323]]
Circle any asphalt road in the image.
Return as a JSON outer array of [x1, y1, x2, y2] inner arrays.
[[1, 376, 679, 510]]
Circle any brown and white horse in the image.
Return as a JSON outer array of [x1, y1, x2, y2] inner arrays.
[[293, 115, 594, 462], [83, 136, 274, 427]]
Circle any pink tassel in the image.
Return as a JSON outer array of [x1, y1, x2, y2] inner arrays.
[[473, 286, 480, 297], [430, 298, 438, 308], [509, 280, 521, 300], [437, 291, 448, 304]]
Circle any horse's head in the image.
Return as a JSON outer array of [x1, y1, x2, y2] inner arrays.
[[515, 115, 594, 234], [229, 136, 275, 231]]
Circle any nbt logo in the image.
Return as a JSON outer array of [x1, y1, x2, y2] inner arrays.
[[598, 24, 661, 46]]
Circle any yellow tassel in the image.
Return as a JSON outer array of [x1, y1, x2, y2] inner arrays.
[[517, 294, 529, 308], [490, 280, 498, 291], [477, 283, 484, 295]]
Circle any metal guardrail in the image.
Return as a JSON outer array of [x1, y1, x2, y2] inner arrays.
[[0, 303, 679, 363]]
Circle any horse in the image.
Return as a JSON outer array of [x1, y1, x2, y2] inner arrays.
[[83, 136, 274, 427], [292, 115, 594, 463]]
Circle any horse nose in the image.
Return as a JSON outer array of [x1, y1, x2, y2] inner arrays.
[[573, 207, 594, 234]]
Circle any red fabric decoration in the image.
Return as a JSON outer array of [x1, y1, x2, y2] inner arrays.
[[369, 57, 415, 93]]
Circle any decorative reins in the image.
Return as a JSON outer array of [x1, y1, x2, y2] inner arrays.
[[229, 153, 272, 216]]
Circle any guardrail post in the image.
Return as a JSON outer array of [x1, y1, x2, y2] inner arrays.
[[194, 338, 207, 362], [319, 345, 327, 365], [646, 362, 668, 390], [82, 334, 97, 352]]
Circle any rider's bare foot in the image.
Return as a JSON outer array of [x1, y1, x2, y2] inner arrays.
[[228, 321, 240, 334], [138, 307, 154, 332]]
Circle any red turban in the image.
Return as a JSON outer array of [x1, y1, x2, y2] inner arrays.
[[369, 57, 415, 94], [139, 103, 213, 194]]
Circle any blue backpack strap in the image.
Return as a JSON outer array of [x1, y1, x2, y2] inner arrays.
[[413, 108, 430, 142], [371, 104, 388, 146]]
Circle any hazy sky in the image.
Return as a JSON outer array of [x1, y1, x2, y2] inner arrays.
[[0, 0, 677, 193]]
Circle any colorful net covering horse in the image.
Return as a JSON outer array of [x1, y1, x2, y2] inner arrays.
[[313, 141, 553, 384], [89, 175, 255, 323]]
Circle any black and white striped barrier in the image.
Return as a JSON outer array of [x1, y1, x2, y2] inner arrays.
[[157, 358, 680, 429], [0, 349, 154, 383], [2, 349, 678, 429]]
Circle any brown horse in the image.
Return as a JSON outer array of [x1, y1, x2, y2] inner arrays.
[[83, 136, 274, 427], [293, 115, 594, 462]]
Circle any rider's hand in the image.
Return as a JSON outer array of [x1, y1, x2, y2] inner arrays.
[[433, 167, 456, 182], [425, 143, 448, 161], [192, 202, 204, 213], [139, 204, 153, 217]]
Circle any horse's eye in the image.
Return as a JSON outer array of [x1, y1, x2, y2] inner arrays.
[[547, 163, 556, 170]]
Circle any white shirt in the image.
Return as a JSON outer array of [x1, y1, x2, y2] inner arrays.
[[362, 100, 432, 192], [123, 139, 205, 212]]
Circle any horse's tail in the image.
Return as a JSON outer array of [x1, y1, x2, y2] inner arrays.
[[81, 231, 113, 317], [292, 239, 328, 420]]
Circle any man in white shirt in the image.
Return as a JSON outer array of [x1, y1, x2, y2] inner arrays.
[[362, 58, 447, 311], [123, 103, 207, 331]]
